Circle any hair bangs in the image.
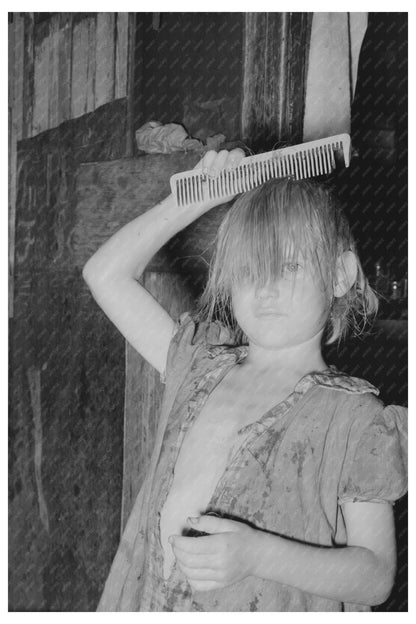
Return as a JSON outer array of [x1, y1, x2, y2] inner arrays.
[[195, 177, 379, 344], [213, 183, 326, 292]]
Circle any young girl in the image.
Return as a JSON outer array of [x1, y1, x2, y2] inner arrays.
[[83, 149, 407, 612]]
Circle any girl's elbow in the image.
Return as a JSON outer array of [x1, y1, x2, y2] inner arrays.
[[368, 568, 396, 606]]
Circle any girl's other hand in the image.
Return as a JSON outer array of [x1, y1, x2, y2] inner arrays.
[[169, 514, 258, 591]]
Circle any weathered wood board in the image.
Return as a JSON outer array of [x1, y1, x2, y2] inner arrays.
[[73, 153, 198, 271], [242, 12, 312, 150], [10, 12, 129, 140], [72, 154, 235, 297], [10, 100, 129, 611]]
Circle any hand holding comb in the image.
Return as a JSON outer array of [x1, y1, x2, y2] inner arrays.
[[170, 134, 351, 208]]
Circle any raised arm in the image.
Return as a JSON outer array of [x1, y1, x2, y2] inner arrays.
[[82, 149, 245, 374]]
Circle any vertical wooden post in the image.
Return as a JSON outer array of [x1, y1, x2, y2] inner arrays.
[[57, 13, 73, 125], [115, 12, 129, 100], [9, 12, 26, 317], [125, 13, 136, 158], [242, 12, 312, 151], [48, 14, 60, 129], [32, 19, 50, 135], [95, 13, 116, 109], [23, 12, 35, 139], [71, 18, 90, 118], [9, 15, 16, 318]]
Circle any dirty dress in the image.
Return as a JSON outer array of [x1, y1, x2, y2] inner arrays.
[[97, 313, 408, 612]]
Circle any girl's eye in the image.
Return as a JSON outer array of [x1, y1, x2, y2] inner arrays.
[[282, 262, 302, 278], [283, 262, 301, 272]]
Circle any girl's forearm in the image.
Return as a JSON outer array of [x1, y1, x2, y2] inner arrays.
[[83, 194, 208, 281], [249, 530, 394, 606]]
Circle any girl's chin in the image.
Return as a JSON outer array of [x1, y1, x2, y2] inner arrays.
[[245, 329, 294, 349]]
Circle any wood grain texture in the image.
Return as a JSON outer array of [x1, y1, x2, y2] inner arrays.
[[127, 13, 139, 156], [48, 14, 60, 129], [23, 13, 35, 139], [115, 12, 128, 99], [71, 18, 90, 118], [57, 13, 73, 125], [32, 19, 50, 135], [73, 153, 199, 270], [13, 13, 127, 137], [95, 13, 116, 109], [242, 12, 312, 150], [121, 273, 195, 530], [86, 16, 97, 113], [10, 99, 128, 611], [9, 17, 17, 317], [12, 14, 25, 141]]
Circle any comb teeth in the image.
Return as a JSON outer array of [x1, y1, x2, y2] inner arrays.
[[170, 133, 351, 208]]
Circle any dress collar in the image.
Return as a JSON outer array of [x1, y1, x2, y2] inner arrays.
[[206, 342, 379, 397]]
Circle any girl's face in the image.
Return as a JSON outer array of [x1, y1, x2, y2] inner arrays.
[[231, 261, 331, 350]]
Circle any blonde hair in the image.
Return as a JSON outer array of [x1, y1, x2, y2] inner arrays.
[[195, 177, 378, 345]]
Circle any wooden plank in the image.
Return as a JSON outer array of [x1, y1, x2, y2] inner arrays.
[[242, 13, 312, 150], [115, 12, 128, 99], [9, 19, 16, 120], [86, 15, 97, 113], [48, 14, 60, 129], [242, 13, 288, 150], [71, 18, 89, 118], [95, 12, 115, 108], [57, 13, 72, 125], [125, 12, 137, 157], [23, 12, 35, 138], [287, 13, 313, 144], [13, 13, 25, 141], [10, 105, 129, 609], [72, 153, 200, 270], [32, 19, 50, 135], [27, 366, 50, 534], [121, 272, 195, 530], [9, 18, 16, 317]]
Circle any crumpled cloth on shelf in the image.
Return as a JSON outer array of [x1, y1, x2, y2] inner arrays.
[[135, 121, 225, 154]]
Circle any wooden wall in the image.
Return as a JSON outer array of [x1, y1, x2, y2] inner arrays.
[[8, 12, 129, 140], [8, 11, 133, 611], [8, 12, 131, 318], [9, 100, 129, 611]]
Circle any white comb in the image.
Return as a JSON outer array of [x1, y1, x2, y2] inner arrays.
[[170, 133, 351, 207]]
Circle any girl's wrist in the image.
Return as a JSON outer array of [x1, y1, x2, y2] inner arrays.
[[247, 528, 271, 578], [248, 529, 283, 579]]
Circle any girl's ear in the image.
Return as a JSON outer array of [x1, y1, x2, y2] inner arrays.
[[334, 250, 358, 298]]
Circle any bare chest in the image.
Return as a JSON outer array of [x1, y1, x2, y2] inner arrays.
[[171, 371, 293, 503], [159, 369, 294, 577]]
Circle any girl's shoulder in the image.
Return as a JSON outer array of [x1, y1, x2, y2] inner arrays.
[[303, 368, 408, 505], [303, 365, 407, 439], [171, 311, 237, 347], [161, 311, 245, 385]]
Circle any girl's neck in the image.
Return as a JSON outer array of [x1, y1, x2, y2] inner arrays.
[[242, 333, 327, 378]]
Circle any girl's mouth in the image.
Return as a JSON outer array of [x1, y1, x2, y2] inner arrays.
[[256, 308, 286, 316]]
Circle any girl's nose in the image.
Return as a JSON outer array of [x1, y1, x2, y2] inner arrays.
[[255, 281, 280, 299]]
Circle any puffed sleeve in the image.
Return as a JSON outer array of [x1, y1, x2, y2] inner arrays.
[[338, 405, 408, 505]]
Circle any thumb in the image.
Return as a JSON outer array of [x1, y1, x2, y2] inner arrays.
[[188, 515, 238, 534]]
